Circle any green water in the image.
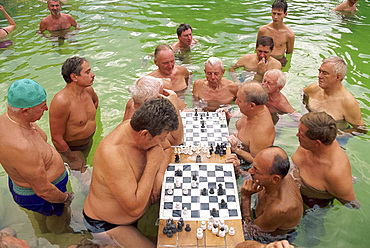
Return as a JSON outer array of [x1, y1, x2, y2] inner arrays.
[[0, 0, 369, 247]]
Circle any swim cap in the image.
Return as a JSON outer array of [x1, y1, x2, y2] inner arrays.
[[7, 79, 47, 108]]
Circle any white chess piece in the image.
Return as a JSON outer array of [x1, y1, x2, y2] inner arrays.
[[183, 207, 188, 216], [176, 202, 181, 210], [224, 224, 229, 233], [219, 228, 225, 237], [201, 220, 206, 230], [191, 180, 197, 188], [167, 187, 173, 195], [212, 225, 218, 235], [197, 228, 203, 239], [175, 178, 181, 188], [208, 222, 213, 231], [228, 227, 235, 236], [219, 219, 225, 228]]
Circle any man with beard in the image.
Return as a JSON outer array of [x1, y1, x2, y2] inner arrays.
[[38, 0, 80, 39]]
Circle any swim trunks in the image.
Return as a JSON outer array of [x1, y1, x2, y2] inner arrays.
[[0, 40, 13, 49], [8, 169, 68, 217], [83, 210, 119, 233], [68, 131, 95, 151], [1, 28, 9, 34], [273, 55, 288, 67]]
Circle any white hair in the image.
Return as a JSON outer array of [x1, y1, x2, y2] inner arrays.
[[205, 57, 224, 71], [322, 56, 347, 81], [7, 103, 21, 112], [265, 69, 286, 88], [128, 76, 163, 104]]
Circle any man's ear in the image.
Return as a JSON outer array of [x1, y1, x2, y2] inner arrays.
[[21, 108, 31, 117], [139, 130, 150, 139], [272, 175, 281, 184], [70, 73, 78, 82]]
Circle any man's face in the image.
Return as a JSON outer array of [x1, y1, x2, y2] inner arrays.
[[248, 152, 271, 186], [148, 130, 170, 147], [178, 29, 193, 48], [28, 100, 48, 122], [235, 87, 250, 115], [296, 123, 315, 150], [48, 1, 61, 16], [256, 45, 272, 61], [75, 61, 95, 87], [348, 0, 357, 5], [262, 72, 280, 94], [154, 49, 175, 76], [271, 8, 287, 23], [318, 62, 338, 90], [205, 63, 224, 86]]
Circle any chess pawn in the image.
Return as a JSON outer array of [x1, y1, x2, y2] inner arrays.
[[182, 188, 188, 195], [175, 202, 181, 210], [219, 219, 225, 229], [175, 178, 181, 188], [212, 224, 218, 235], [208, 221, 213, 231], [201, 220, 207, 230], [167, 187, 173, 195], [182, 207, 188, 216], [224, 225, 229, 233], [197, 228, 203, 239], [228, 227, 235, 236], [191, 180, 197, 188], [219, 227, 225, 238]]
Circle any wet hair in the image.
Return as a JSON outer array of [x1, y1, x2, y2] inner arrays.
[[154, 44, 173, 59], [48, 0, 60, 4], [300, 112, 337, 145], [128, 76, 163, 104], [322, 56, 347, 81], [61, 56, 88, 83], [256, 36, 274, 50], [130, 98, 179, 137], [267, 146, 290, 178], [177, 23, 192, 37], [265, 69, 286, 88], [242, 81, 268, 105], [272, 0, 288, 13], [205, 57, 224, 71]]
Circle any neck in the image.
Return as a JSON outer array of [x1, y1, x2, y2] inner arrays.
[[309, 142, 336, 158], [268, 91, 281, 102], [245, 105, 266, 120], [6, 111, 35, 131], [323, 83, 342, 96]]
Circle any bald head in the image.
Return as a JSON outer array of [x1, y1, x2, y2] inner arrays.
[[258, 146, 290, 178], [240, 81, 268, 105]]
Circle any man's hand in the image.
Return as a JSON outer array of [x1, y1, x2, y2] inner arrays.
[[266, 240, 294, 248], [226, 154, 240, 175], [63, 191, 74, 207], [146, 145, 164, 172], [241, 179, 263, 198], [226, 134, 238, 151], [257, 58, 268, 75]]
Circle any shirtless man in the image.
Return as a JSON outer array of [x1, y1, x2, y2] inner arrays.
[[0, 5, 15, 39], [226, 82, 275, 164], [38, 0, 80, 39], [240, 147, 303, 242], [193, 57, 238, 111], [170, 23, 198, 52], [49, 56, 98, 172], [83, 98, 179, 248], [262, 69, 300, 124], [333, 0, 357, 11], [291, 112, 360, 209], [303, 56, 367, 135], [0, 79, 73, 234], [257, 0, 295, 67], [229, 36, 282, 85], [147, 44, 191, 99]]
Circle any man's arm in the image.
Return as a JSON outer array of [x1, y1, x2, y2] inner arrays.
[[0, 5, 16, 35], [229, 56, 248, 86], [87, 86, 99, 109], [192, 79, 202, 102], [286, 32, 295, 54], [342, 96, 367, 134], [49, 94, 84, 169], [240, 179, 263, 222], [102, 144, 162, 218]]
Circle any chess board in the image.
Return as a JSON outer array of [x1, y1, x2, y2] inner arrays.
[[159, 163, 241, 221], [180, 111, 230, 147]]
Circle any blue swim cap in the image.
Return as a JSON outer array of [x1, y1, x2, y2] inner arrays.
[[7, 79, 47, 108]]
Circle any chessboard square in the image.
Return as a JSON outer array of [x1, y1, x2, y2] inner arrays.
[[214, 121, 220, 125], [227, 195, 236, 202], [173, 210, 182, 218], [191, 196, 200, 203], [185, 113, 192, 117], [164, 202, 173, 209], [224, 171, 232, 177], [216, 177, 224, 182], [209, 196, 218, 203], [215, 170, 224, 177], [219, 209, 229, 218], [215, 137, 222, 141], [191, 210, 200, 218], [210, 209, 219, 217], [199, 176, 207, 182], [206, 125, 213, 128], [225, 182, 234, 189], [183, 177, 191, 184], [183, 164, 191, 171], [229, 209, 239, 217], [207, 164, 216, 171], [174, 196, 182, 202], [182, 203, 191, 210], [186, 137, 193, 141], [193, 132, 200, 137], [199, 165, 207, 171], [225, 189, 235, 196], [208, 141, 216, 146], [200, 203, 209, 210], [164, 195, 174, 201], [162, 209, 172, 217], [167, 165, 175, 171], [227, 202, 238, 209], [186, 120, 192, 124], [166, 177, 174, 183], [201, 129, 207, 133], [208, 182, 217, 189], [207, 171, 215, 177], [207, 133, 214, 137], [186, 129, 193, 133], [193, 124, 199, 128], [215, 165, 223, 171], [200, 137, 207, 142], [194, 141, 200, 146], [221, 124, 227, 128]]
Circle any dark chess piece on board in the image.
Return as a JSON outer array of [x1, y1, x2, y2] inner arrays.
[[210, 208, 217, 217], [185, 224, 191, 232], [209, 187, 214, 194], [220, 199, 228, 209], [217, 184, 224, 196], [201, 188, 207, 196], [195, 109, 198, 116], [175, 154, 180, 163]]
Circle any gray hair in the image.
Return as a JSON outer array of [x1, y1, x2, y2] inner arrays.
[[242, 81, 268, 105], [322, 56, 347, 81], [128, 76, 163, 104], [265, 69, 286, 88], [205, 57, 224, 71], [7, 103, 21, 113]]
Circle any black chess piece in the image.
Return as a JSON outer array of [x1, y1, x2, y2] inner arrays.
[[195, 109, 198, 116], [185, 224, 191, 232], [175, 167, 182, 176], [201, 188, 207, 196], [175, 154, 180, 163], [163, 225, 168, 234], [220, 199, 228, 209], [201, 120, 205, 128], [179, 218, 184, 227], [177, 221, 183, 232], [196, 155, 201, 163], [217, 184, 224, 196], [210, 208, 217, 217], [210, 144, 214, 152], [167, 229, 173, 238], [206, 111, 209, 117], [209, 187, 214, 194], [192, 174, 197, 181]]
